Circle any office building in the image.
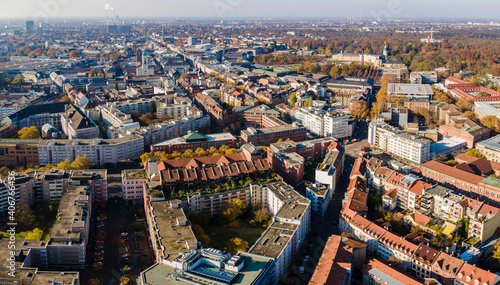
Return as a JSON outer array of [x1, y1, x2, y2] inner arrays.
[[386, 83, 434, 100]]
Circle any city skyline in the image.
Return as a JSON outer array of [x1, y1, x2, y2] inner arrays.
[[0, 0, 499, 20]]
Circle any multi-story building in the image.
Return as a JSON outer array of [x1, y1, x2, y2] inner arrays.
[[0, 125, 18, 138], [431, 252, 465, 285], [386, 83, 434, 100], [151, 131, 237, 153], [145, 200, 198, 263], [314, 143, 344, 191], [249, 182, 311, 281], [60, 105, 99, 140], [477, 135, 500, 163], [267, 138, 339, 186], [404, 98, 430, 113], [412, 244, 440, 279], [70, 169, 108, 203], [438, 121, 490, 149], [326, 76, 374, 105], [309, 235, 367, 285], [38, 135, 144, 167], [0, 139, 40, 166], [362, 259, 426, 285], [122, 169, 147, 203], [369, 120, 431, 164], [188, 188, 251, 218], [243, 105, 280, 128], [306, 183, 332, 217], [295, 107, 351, 139], [95, 104, 140, 138], [410, 71, 438, 84], [2, 102, 69, 130], [146, 147, 270, 189], [240, 122, 307, 146]]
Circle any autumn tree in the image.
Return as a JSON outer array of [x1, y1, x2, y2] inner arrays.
[[182, 149, 195, 159], [69, 50, 80, 58], [70, 155, 92, 169], [456, 98, 473, 111], [140, 152, 153, 165], [16, 206, 36, 230], [465, 148, 485, 159], [289, 92, 297, 106], [220, 199, 246, 223], [25, 228, 43, 239], [226, 237, 249, 255], [180, 73, 189, 78], [461, 111, 477, 121], [56, 159, 72, 170], [18, 126, 40, 139], [480, 116, 500, 133], [60, 95, 70, 102], [149, 102, 157, 115], [350, 100, 370, 118], [194, 147, 207, 157]]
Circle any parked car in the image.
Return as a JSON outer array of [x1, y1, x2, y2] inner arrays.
[[300, 266, 305, 274]]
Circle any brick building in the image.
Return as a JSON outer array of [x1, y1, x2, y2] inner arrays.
[[0, 139, 40, 166]]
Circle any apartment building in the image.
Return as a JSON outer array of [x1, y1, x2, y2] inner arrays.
[[70, 169, 108, 203], [309, 235, 367, 285], [95, 104, 140, 138], [249, 182, 311, 281], [412, 244, 440, 279], [315, 143, 344, 191], [0, 139, 40, 166], [369, 120, 431, 164], [2, 102, 69, 130], [146, 200, 198, 263], [38, 135, 144, 167], [151, 131, 236, 153], [306, 183, 332, 217], [122, 169, 147, 203], [404, 98, 430, 113], [362, 259, 426, 285], [267, 138, 339, 186], [295, 107, 352, 139], [146, 147, 270, 188]]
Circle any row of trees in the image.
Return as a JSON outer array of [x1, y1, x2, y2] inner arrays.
[[140, 145, 238, 165]]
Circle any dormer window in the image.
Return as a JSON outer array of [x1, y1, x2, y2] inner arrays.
[[466, 276, 471, 282]]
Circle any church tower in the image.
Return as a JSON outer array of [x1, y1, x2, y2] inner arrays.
[[383, 43, 389, 60], [142, 49, 148, 65]]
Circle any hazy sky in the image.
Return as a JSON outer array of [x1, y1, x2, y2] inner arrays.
[[0, 0, 498, 20]]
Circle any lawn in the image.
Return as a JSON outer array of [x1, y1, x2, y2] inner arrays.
[[201, 220, 266, 250]]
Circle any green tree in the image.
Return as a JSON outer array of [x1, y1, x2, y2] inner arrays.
[[465, 148, 485, 158], [114, 82, 119, 91], [191, 224, 211, 246], [18, 126, 40, 139], [149, 102, 157, 114]]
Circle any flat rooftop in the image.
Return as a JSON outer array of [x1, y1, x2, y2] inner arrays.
[[29, 271, 79, 285], [249, 222, 296, 258], [123, 169, 147, 180], [39, 134, 143, 146], [150, 201, 197, 254], [387, 83, 433, 95], [50, 186, 89, 243], [0, 139, 41, 147], [477, 134, 500, 152]]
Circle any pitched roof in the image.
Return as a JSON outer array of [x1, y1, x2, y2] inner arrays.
[[421, 160, 484, 185], [413, 244, 440, 265], [456, 263, 500, 285], [433, 251, 464, 276], [362, 259, 425, 285]]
